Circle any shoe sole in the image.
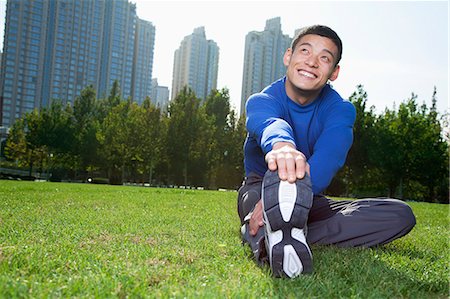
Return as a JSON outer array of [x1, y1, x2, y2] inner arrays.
[[262, 170, 313, 277]]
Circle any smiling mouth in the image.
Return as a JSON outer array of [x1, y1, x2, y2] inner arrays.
[[298, 70, 317, 79]]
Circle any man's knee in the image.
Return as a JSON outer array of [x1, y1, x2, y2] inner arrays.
[[237, 173, 263, 224], [394, 199, 416, 232], [238, 189, 260, 224], [376, 198, 416, 240]]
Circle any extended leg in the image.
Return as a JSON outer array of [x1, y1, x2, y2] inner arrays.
[[307, 198, 416, 247]]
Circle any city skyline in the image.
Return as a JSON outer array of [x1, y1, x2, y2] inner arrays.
[[0, 1, 448, 116], [0, 0, 158, 127]]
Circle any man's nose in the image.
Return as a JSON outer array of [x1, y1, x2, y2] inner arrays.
[[305, 55, 319, 68]]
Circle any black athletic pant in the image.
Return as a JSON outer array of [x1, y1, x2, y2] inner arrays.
[[237, 172, 416, 248]]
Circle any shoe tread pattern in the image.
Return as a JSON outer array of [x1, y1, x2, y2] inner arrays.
[[262, 170, 313, 277]]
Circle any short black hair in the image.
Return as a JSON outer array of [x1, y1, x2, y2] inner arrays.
[[291, 25, 343, 66]]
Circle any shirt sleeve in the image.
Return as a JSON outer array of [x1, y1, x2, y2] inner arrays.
[[309, 101, 356, 194], [245, 93, 296, 154]]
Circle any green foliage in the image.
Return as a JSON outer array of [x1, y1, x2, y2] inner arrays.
[[4, 83, 246, 189], [330, 86, 448, 203], [4, 101, 75, 177], [166, 87, 213, 186], [4, 118, 28, 167], [204, 88, 240, 189], [129, 97, 165, 184], [97, 100, 132, 184], [72, 86, 102, 175], [3, 83, 447, 201], [0, 181, 447, 297]]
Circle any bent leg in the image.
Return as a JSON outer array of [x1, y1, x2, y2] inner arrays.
[[237, 173, 263, 224], [237, 173, 267, 265], [307, 198, 416, 247]]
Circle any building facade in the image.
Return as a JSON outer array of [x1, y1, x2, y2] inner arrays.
[[98, 0, 136, 100], [240, 17, 292, 115], [171, 27, 219, 100], [132, 18, 156, 104], [0, 0, 155, 127], [150, 78, 169, 109]]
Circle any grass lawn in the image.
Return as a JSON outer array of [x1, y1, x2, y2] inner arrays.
[[0, 181, 448, 298]]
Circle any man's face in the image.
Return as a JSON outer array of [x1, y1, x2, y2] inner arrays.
[[284, 34, 340, 99]]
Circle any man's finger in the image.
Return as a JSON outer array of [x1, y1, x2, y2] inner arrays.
[[285, 152, 297, 183], [276, 154, 288, 180], [295, 154, 306, 179], [266, 153, 277, 171]]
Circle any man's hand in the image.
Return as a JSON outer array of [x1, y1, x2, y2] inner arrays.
[[249, 200, 263, 236], [265, 142, 310, 183]]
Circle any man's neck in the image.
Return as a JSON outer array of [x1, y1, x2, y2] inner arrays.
[[285, 80, 322, 106]]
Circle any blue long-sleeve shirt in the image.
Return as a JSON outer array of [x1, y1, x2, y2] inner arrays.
[[244, 77, 356, 195]]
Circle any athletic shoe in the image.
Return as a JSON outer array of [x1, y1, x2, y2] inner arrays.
[[241, 222, 267, 267], [262, 170, 313, 277]]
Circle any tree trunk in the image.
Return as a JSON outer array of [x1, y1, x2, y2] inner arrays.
[[148, 162, 153, 186], [28, 151, 33, 177], [388, 183, 396, 198], [122, 162, 125, 184], [184, 161, 188, 187], [398, 177, 403, 199], [428, 184, 435, 203]]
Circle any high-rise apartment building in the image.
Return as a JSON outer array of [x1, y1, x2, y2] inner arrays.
[[151, 78, 169, 109], [171, 27, 219, 100], [0, 0, 155, 127], [240, 17, 292, 115], [98, 0, 136, 100], [132, 18, 156, 104]]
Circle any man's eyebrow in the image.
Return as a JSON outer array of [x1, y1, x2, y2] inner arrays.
[[323, 49, 336, 59], [298, 42, 335, 58], [298, 42, 312, 49]]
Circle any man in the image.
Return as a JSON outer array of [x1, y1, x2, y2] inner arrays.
[[238, 25, 416, 278]]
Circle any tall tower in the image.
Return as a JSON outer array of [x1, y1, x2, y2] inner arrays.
[[0, 0, 155, 127], [240, 17, 292, 115], [171, 27, 219, 100], [151, 78, 169, 109], [132, 18, 156, 104], [98, 0, 136, 99]]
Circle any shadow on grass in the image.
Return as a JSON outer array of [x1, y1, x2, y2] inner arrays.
[[245, 244, 447, 298]]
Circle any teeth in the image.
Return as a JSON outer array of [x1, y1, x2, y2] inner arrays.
[[299, 70, 316, 78]]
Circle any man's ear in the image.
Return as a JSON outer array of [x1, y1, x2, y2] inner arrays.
[[329, 65, 340, 81], [283, 48, 292, 67]]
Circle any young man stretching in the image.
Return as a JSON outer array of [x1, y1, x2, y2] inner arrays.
[[238, 25, 416, 278]]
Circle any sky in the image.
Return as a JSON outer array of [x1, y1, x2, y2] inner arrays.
[[0, 0, 448, 115]]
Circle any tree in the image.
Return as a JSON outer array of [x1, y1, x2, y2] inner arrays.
[[97, 98, 131, 184], [97, 80, 122, 122], [334, 85, 378, 196], [73, 86, 102, 177], [221, 109, 247, 189], [37, 100, 76, 180], [139, 97, 165, 185], [204, 88, 231, 188], [409, 88, 448, 202], [4, 118, 28, 168], [166, 87, 213, 186], [369, 91, 448, 202]]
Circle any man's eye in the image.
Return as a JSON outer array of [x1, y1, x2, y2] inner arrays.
[[321, 56, 330, 62], [301, 48, 309, 54]]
